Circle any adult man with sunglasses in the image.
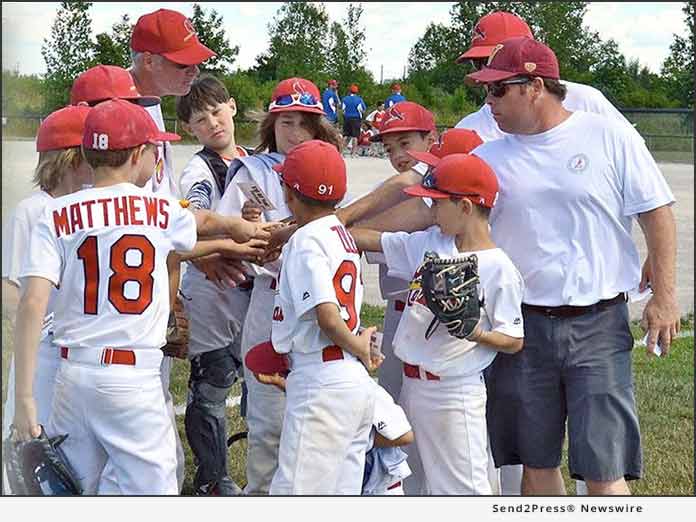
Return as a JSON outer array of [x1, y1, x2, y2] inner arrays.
[[467, 36, 678, 496]]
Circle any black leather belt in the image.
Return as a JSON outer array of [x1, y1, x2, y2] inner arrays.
[[522, 293, 627, 318]]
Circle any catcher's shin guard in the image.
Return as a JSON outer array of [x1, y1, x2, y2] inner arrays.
[[184, 346, 240, 493]]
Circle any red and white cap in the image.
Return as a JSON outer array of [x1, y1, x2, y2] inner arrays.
[[82, 99, 181, 150], [456, 11, 533, 62], [130, 9, 215, 65], [245, 341, 289, 375], [268, 78, 324, 115], [36, 105, 92, 152], [408, 128, 483, 165], [370, 101, 436, 142], [466, 36, 560, 84], [273, 140, 346, 201], [70, 65, 160, 107], [403, 153, 499, 208]]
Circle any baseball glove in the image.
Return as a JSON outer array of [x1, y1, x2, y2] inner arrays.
[[419, 251, 483, 340], [161, 294, 189, 359], [3, 425, 82, 495]]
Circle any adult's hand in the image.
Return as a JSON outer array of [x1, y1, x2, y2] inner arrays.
[[641, 293, 680, 357], [191, 254, 248, 289]]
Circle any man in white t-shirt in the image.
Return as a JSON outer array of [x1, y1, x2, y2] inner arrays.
[[466, 36, 679, 496], [127, 8, 216, 491]]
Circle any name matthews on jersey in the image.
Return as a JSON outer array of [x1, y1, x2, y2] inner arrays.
[[52, 195, 173, 238]]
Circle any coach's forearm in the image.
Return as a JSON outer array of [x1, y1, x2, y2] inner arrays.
[[357, 197, 434, 233], [637, 205, 677, 299]]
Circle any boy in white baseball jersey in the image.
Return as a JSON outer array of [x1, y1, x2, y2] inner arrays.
[[2, 106, 93, 494], [217, 77, 343, 494], [269, 140, 379, 495], [11, 99, 271, 495], [175, 75, 260, 495], [351, 153, 525, 494]]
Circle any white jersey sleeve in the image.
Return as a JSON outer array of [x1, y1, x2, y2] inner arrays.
[[180, 154, 221, 211], [480, 253, 525, 339], [3, 209, 32, 286], [20, 207, 63, 287], [373, 383, 411, 441], [381, 227, 444, 280]]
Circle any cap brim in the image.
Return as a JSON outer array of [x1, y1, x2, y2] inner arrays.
[[162, 43, 216, 66], [245, 341, 289, 375], [406, 150, 440, 167], [455, 45, 498, 63], [370, 126, 434, 142], [403, 184, 450, 199], [269, 105, 324, 115], [465, 68, 519, 85], [149, 131, 181, 144]]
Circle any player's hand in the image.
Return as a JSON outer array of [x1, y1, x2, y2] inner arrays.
[[268, 222, 298, 250], [242, 201, 263, 222], [640, 292, 680, 357], [356, 326, 379, 371], [258, 245, 283, 266], [191, 254, 248, 289], [254, 372, 287, 392], [13, 396, 41, 442], [218, 238, 268, 262]]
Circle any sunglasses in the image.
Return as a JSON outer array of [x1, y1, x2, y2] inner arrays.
[[484, 77, 532, 98], [422, 169, 480, 198], [268, 92, 323, 111]]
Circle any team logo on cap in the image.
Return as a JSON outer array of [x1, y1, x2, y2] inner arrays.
[[566, 153, 589, 173], [471, 23, 485, 42], [183, 19, 197, 41], [524, 62, 537, 73], [487, 44, 504, 66], [382, 106, 405, 126]]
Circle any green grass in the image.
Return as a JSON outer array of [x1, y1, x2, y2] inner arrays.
[[2, 308, 693, 495]]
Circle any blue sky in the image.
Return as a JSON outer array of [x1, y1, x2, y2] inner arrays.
[[1, 2, 689, 81]]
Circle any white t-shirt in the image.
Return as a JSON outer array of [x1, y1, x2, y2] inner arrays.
[[455, 80, 638, 141], [272, 215, 364, 355], [20, 183, 197, 349], [472, 110, 675, 306], [3, 190, 57, 339], [381, 227, 524, 377], [144, 104, 179, 198]]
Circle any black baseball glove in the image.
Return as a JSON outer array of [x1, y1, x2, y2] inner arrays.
[[161, 294, 189, 359], [419, 251, 483, 340], [3, 425, 82, 495]]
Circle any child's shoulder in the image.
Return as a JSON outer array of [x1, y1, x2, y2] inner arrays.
[[476, 248, 523, 285]]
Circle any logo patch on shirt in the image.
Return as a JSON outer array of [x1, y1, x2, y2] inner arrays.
[[567, 153, 589, 173], [302, 291, 310, 301], [513, 317, 521, 325]]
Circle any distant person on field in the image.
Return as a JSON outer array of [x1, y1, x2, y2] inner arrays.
[[342, 84, 367, 158], [322, 79, 341, 125], [385, 83, 406, 109]]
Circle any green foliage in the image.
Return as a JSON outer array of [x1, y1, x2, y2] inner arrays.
[[190, 3, 239, 75], [40, 1, 95, 110], [92, 14, 132, 69], [661, 2, 694, 108]]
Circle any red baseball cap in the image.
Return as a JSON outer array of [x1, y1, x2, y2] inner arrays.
[[36, 105, 92, 152], [349, 84, 359, 93], [82, 99, 181, 150], [466, 36, 560, 84], [371, 101, 436, 142], [245, 341, 290, 375], [456, 11, 533, 63], [130, 9, 215, 66], [403, 153, 499, 208], [408, 128, 483, 165], [328, 79, 338, 87], [70, 65, 160, 107], [273, 140, 346, 201], [268, 77, 324, 115]]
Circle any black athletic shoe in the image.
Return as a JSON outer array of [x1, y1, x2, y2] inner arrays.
[[195, 476, 244, 496]]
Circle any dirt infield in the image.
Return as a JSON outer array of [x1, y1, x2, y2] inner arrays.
[[2, 140, 692, 320]]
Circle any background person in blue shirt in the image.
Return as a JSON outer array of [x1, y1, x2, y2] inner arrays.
[[342, 84, 367, 157], [322, 79, 341, 125], [385, 83, 406, 108]]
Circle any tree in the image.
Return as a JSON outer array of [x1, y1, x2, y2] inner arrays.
[[41, 1, 95, 110], [190, 3, 239, 75], [92, 14, 132, 68], [253, 2, 329, 82], [661, 2, 694, 108], [344, 3, 367, 72]]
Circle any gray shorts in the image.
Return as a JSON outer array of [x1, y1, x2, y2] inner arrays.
[[486, 300, 642, 482]]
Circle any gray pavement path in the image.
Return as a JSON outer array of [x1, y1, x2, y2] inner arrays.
[[2, 140, 693, 320]]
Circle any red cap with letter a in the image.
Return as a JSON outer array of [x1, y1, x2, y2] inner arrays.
[[456, 11, 533, 62], [268, 77, 324, 115], [371, 101, 436, 142], [37, 105, 92, 152], [83, 99, 181, 150], [407, 128, 483, 165], [70, 65, 160, 107], [130, 9, 215, 65], [403, 153, 499, 208], [273, 140, 346, 201]]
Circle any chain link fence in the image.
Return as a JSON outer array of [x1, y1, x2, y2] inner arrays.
[[3, 108, 693, 163]]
